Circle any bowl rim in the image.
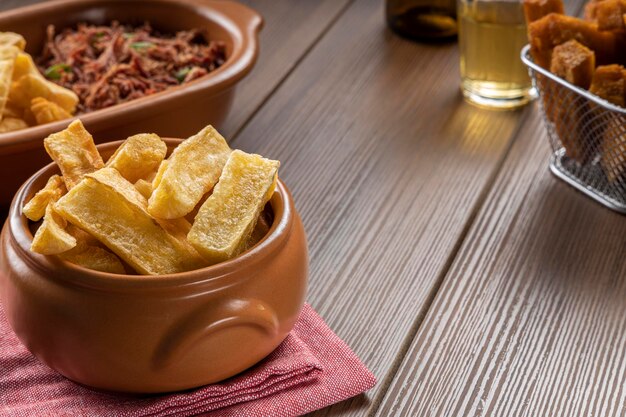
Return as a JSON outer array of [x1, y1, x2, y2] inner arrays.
[[6, 138, 295, 291], [0, 0, 263, 153]]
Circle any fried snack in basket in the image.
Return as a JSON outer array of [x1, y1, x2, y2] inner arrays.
[[0, 45, 19, 120], [148, 126, 231, 219], [44, 119, 104, 189], [523, 0, 564, 23], [30, 205, 77, 255], [587, 65, 626, 181], [22, 174, 66, 221], [589, 64, 625, 106], [0, 32, 25, 50], [550, 40, 596, 89], [600, 122, 626, 182], [30, 97, 72, 125], [548, 40, 597, 163], [55, 168, 206, 275], [528, 13, 620, 69], [188, 150, 279, 265], [586, 0, 626, 31], [106, 133, 167, 183]]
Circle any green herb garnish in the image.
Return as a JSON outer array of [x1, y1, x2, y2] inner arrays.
[[175, 67, 192, 83], [123, 33, 134, 39], [44, 63, 72, 80], [130, 41, 154, 50]]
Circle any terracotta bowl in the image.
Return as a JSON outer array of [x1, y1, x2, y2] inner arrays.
[[0, 0, 262, 210], [0, 139, 308, 393]]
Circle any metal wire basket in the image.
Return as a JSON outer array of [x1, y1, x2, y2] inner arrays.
[[521, 44, 626, 213]]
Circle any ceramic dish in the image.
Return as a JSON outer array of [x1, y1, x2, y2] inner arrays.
[[0, 139, 307, 393], [0, 0, 262, 209]]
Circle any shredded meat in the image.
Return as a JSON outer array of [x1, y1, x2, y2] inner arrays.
[[37, 22, 226, 113]]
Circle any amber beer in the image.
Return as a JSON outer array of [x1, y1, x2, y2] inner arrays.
[[458, 0, 536, 108]]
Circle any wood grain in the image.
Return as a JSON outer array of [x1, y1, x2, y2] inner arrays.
[[377, 2, 626, 415], [379, 105, 626, 417], [220, 0, 355, 138], [0, 0, 354, 139], [228, 0, 531, 414]]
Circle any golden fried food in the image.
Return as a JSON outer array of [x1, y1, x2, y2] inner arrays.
[[106, 133, 167, 183], [528, 13, 619, 69], [188, 150, 279, 264], [10, 74, 79, 114], [589, 64, 625, 106], [550, 40, 596, 88], [151, 160, 167, 189], [22, 106, 35, 125], [600, 120, 626, 182], [30, 205, 77, 255], [0, 32, 25, 51], [0, 116, 27, 133], [59, 246, 126, 274], [0, 38, 79, 132], [30, 97, 72, 124], [590, 65, 626, 180], [148, 125, 231, 219], [66, 223, 101, 247], [58, 224, 126, 274], [0, 45, 18, 120], [55, 168, 206, 275], [22, 174, 66, 221], [134, 179, 153, 200], [592, 0, 626, 30], [185, 192, 210, 223], [523, 0, 564, 23], [88, 167, 149, 209], [3, 101, 21, 118], [44, 119, 104, 189], [12, 52, 40, 81], [27, 122, 280, 275], [90, 167, 201, 259]]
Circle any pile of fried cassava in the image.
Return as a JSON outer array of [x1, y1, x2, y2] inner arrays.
[[23, 120, 279, 275]]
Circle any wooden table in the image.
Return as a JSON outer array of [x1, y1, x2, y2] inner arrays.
[[4, 0, 625, 415]]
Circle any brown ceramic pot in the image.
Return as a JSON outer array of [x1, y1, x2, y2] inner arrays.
[[0, 140, 308, 393], [0, 0, 262, 210]]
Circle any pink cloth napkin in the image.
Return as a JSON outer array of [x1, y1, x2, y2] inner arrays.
[[0, 303, 376, 417]]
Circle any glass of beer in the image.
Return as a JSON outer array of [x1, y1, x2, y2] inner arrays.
[[457, 0, 536, 109]]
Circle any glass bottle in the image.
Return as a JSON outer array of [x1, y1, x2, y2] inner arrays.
[[386, 0, 457, 40]]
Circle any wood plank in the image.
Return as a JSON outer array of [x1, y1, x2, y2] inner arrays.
[[379, 104, 626, 417], [378, 40, 626, 417], [228, 0, 532, 414], [220, 0, 355, 137], [377, 2, 626, 415], [0, 0, 354, 139]]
